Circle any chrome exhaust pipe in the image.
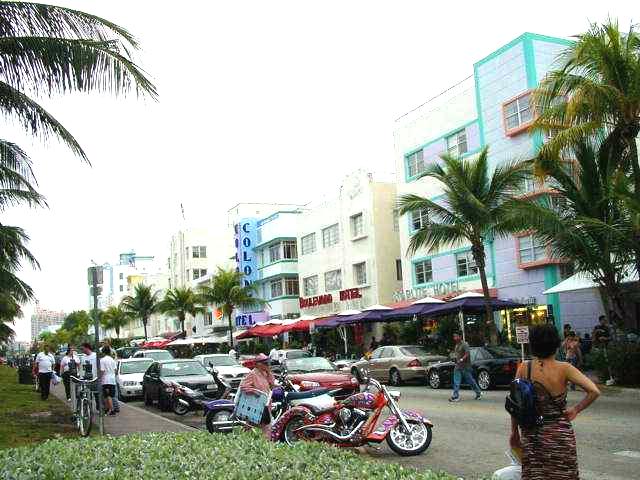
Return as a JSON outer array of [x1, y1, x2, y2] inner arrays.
[[178, 399, 190, 407], [294, 420, 365, 441]]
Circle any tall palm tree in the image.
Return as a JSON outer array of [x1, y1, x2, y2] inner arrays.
[[121, 284, 160, 341], [0, 1, 157, 163], [199, 268, 267, 348], [532, 19, 640, 272], [160, 287, 199, 335], [101, 304, 131, 339], [506, 138, 633, 325], [0, 291, 20, 344], [398, 147, 529, 343], [0, 224, 38, 302]]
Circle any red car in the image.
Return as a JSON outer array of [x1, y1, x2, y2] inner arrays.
[[284, 356, 359, 400]]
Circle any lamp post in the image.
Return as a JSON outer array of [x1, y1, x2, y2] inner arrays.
[[89, 262, 104, 435]]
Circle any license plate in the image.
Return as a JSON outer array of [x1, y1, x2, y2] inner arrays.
[[206, 385, 215, 390]]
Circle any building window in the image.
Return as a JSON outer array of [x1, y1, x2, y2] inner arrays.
[[350, 213, 364, 238], [414, 260, 433, 284], [270, 279, 283, 299], [186, 269, 190, 280], [303, 275, 318, 296], [269, 243, 281, 263], [204, 312, 213, 326], [446, 129, 468, 156], [185, 247, 189, 258], [324, 269, 342, 291], [322, 224, 340, 248], [285, 277, 299, 296], [118, 272, 124, 280], [392, 209, 400, 232], [396, 259, 403, 281], [407, 149, 425, 178], [283, 240, 297, 259], [456, 251, 478, 277], [549, 195, 568, 213], [518, 235, 546, 263], [192, 246, 207, 258], [353, 262, 367, 285], [119, 285, 124, 292], [559, 262, 575, 280], [411, 208, 428, 231], [193, 268, 207, 280], [301, 233, 316, 255], [503, 92, 533, 133]]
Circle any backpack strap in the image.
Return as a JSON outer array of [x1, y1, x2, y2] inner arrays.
[[527, 360, 532, 382]]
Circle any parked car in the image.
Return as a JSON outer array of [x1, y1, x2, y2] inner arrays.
[[270, 349, 312, 373], [142, 359, 220, 410], [116, 358, 154, 400], [425, 346, 521, 391], [193, 354, 250, 390], [283, 356, 359, 400], [352, 345, 447, 386], [132, 349, 174, 361], [116, 347, 140, 359], [334, 358, 359, 373]]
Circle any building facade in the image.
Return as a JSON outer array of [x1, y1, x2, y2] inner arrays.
[[30, 302, 65, 340], [296, 170, 403, 341], [394, 32, 597, 335]]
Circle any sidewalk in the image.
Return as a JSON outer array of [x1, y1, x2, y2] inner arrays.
[[51, 383, 191, 436]]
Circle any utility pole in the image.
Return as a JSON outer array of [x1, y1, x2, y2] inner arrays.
[[90, 265, 104, 435]]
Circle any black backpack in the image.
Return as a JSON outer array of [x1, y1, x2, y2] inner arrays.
[[505, 361, 543, 428]]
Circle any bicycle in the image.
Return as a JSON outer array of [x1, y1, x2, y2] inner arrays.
[[70, 375, 98, 437]]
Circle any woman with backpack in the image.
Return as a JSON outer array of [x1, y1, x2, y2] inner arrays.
[[508, 324, 600, 479]]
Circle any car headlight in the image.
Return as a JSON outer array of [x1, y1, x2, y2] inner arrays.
[[300, 381, 320, 389]]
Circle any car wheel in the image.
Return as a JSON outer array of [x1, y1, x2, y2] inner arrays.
[[428, 369, 441, 389], [143, 387, 152, 406], [477, 370, 491, 391], [351, 367, 363, 383], [389, 368, 402, 386]]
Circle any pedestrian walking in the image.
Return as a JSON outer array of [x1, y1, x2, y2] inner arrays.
[[102, 343, 120, 413], [449, 331, 482, 402], [100, 347, 118, 416], [33, 345, 55, 400], [508, 324, 600, 480], [59, 345, 80, 401], [562, 332, 583, 390]]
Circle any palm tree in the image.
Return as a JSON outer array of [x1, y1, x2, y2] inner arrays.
[[199, 268, 267, 348], [506, 138, 633, 325], [160, 287, 199, 335], [0, 224, 38, 302], [398, 147, 529, 343], [0, 1, 157, 163], [0, 292, 20, 344], [101, 304, 132, 339], [121, 284, 160, 341], [532, 19, 640, 272]]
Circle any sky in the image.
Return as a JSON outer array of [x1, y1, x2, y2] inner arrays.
[[6, 1, 637, 341]]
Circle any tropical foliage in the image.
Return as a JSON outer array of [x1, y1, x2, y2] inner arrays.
[[159, 287, 199, 335], [398, 147, 529, 342], [101, 304, 131, 339], [121, 284, 160, 341], [199, 268, 267, 347]]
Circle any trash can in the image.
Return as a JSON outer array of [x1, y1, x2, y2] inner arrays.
[[18, 367, 33, 385]]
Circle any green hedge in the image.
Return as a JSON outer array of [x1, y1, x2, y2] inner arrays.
[[0, 430, 456, 480], [587, 344, 640, 386]]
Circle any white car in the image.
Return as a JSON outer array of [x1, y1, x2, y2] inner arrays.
[[193, 354, 250, 390], [132, 349, 174, 361], [116, 358, 154, 400]]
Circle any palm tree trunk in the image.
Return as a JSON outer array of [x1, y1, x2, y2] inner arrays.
[[143, 316, 148, 341], [179, 312, 185, 335], [472, 240, 497, 345], [116, 327, 120, 339], [227, 313, 234, 349], [627, 133, 640, 277]]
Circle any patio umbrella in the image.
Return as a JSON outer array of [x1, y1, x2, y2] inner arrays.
[[315, 309, 362, 328], [382, 296, 446, 320], [337, 305, 392, 325]]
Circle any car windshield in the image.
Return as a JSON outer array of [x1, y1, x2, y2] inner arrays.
[[400, 346, 438, 357], [145, 351, 173, 361], [203, 356, 239, 367], [120, 360, 153, 374], [161, 362, 208, 377], [485, 346, 520, 358], [285, 357, 334, 373], [286, 351, 311, 360]]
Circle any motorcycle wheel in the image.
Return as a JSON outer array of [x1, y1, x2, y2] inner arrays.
[[173, 399, 189, 416], [205, 409, 233, 434], [282, 414, 306, 446], [386, 420, 432, 456]]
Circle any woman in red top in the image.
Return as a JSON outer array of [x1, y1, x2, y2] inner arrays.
[[239, 354, 275, 435]]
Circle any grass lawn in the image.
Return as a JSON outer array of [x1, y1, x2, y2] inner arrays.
[[0, 365, 76, 449]]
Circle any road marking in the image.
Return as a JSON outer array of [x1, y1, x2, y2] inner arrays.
[[613, 450, 640, 459], [122, 403, 193, 431]]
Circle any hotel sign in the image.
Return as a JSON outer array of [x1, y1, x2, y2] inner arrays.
[[299, 288, 362, 310], [234, 218, 258, 287], [392, 280, 461, 302]]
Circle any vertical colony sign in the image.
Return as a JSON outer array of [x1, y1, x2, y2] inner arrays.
[[234, 218, 258, 286]]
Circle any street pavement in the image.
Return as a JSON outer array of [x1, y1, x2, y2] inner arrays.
[[129, 385, 640, 480]]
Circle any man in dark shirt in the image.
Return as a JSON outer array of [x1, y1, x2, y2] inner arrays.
[[592, 315, 611, 348], [449, 332, 482, 402]]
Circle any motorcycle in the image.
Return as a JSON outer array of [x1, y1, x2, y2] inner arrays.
[[271, 377, 433, 456], [171, 368, 233, 416]]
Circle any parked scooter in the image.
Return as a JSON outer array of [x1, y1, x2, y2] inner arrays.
[[172, 367, 233, 416]]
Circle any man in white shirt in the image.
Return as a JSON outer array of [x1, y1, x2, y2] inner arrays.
[[100, 347, 118, 416], [81, 343, 98, 379], [33, 346, 55, 400], [269, 347, 279, 364], [59, 345, 80, 401]]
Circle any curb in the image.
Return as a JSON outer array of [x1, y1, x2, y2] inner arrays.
[[119, 402, 194, 432]]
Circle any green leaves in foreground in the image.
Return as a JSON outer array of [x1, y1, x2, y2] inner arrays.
[[0, 430, 456, 480]]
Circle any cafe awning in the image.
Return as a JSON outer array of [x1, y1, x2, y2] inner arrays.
[[542, 270, 638, 295]]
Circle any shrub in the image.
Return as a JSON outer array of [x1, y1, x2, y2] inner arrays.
[[587, 343, 640, 386], [0, 430, 456, 480]]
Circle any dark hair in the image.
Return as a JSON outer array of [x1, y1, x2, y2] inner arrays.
[[66, 347, 72, 355], [529, 324, 561, 358], [598, 315, 606, 322], [100, 346, 111, 356], [563, 323, 571, 330], [568, 331, 576, 337], [82, 342, 92, 351]]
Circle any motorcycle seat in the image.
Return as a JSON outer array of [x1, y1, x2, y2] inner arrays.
[[286, 388, 329, 401]]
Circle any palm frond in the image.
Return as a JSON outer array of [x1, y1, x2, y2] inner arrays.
[[407, 223, 467, 256]]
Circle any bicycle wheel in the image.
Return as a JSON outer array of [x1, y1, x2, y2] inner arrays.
[[79, 397, 92, 437]]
